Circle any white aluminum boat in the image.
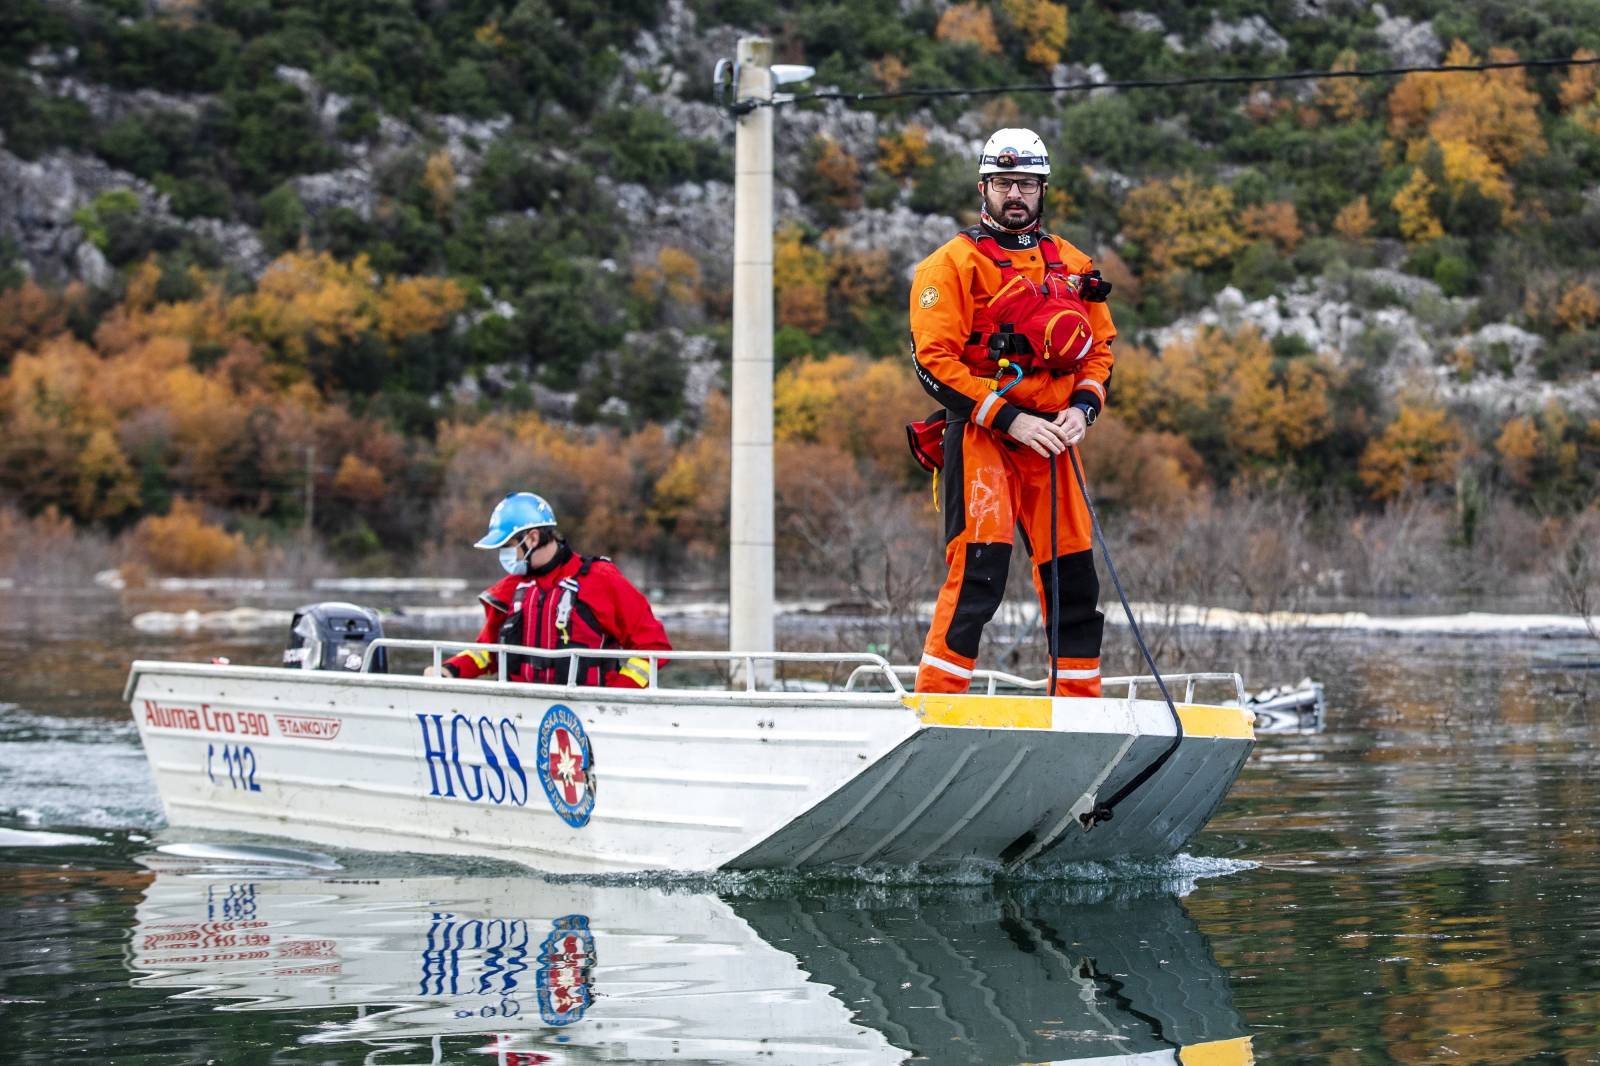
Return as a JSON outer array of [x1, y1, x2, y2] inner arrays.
[[126, 864, 1255, 1064], [124, 641, 1255, 874]]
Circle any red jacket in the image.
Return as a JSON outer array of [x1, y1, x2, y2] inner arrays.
[[445, 549, 671, 687]]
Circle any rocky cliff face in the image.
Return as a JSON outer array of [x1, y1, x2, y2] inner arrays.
[[4, 1, 1596, 426], [1, 142, 269, 286]]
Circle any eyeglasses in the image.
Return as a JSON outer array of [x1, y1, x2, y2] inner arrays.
[[987, 177, 1042, 194]]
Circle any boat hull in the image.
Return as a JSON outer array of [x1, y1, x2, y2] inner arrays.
[[126, 663, 1254, 874]]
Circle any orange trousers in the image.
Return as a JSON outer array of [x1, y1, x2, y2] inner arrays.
[[916, 419, 1104, 697]]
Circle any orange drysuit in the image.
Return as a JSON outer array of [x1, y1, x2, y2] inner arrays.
[[909, 225, 1115, 696]]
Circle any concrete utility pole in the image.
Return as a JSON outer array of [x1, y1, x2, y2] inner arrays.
[[729, 36, 775, 673]]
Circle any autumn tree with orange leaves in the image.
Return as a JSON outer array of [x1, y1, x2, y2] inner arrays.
[[1358, 403, 1468, 499], [0, 250, 466, 551], [1120, 175, 1244, 278], [1386, 41, 1544, 240], [1113, 326, 1334, 481]]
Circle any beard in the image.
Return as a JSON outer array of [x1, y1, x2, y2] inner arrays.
[[982, 188, 1041, 231]]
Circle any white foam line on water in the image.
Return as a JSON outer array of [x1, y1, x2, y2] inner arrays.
[[130, 592, 1597, 638], [154, 842, 342, 869], [0, 828, 105, 848], [130, 607, 294, 633], [1106, 602, 1599, 637], [315, 577, 469, 592]]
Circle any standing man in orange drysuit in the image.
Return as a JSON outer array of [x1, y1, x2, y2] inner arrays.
[[909, 128, 1115, 697]]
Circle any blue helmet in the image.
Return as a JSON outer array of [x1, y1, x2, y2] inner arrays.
[[474, 492, 557, 549]]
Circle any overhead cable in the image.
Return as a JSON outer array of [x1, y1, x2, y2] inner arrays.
[[740, 53, 1600, 112]]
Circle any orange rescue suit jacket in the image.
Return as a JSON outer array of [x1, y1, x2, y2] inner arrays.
[[909, 229, 1115, 433]]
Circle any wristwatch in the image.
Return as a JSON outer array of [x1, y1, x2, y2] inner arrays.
[[1073, 402, 1098, 426]]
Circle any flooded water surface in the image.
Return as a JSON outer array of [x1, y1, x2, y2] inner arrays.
[[2, 588, 1598, 1064]]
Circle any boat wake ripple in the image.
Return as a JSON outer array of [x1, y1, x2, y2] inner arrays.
[[549, 853, 1257, 899], [0, 706, 162, 831], [149, 841, 343, 872]]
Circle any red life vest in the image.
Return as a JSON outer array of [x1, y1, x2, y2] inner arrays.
[[959, 227, 1096, 374], [499, 557, 620, 685]]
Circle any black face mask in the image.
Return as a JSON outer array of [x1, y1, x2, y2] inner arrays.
[[528, 536, 570, 577]]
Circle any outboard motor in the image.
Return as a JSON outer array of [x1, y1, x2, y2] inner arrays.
[[283, 602, 387, 673]]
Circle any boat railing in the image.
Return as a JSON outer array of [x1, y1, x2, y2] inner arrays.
[[1106, 671, 1247, 708], [363, 638, 908, 696], [846, 664, 1246, 706]]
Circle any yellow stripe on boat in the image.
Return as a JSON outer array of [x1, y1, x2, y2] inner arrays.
[[907, 694, 1255, 739], [1178, 1035, 1256, 1065], [1177, 703, 1256, 740], [907, 693, 1052, 730]]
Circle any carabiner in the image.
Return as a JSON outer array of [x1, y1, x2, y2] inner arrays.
[[995, 358, 1024, 396]]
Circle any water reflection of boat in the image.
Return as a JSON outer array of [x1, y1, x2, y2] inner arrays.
[[123, 644, 1255, 874], [735, 888, 1254, 1065], [126, 869, 1252, 1065]]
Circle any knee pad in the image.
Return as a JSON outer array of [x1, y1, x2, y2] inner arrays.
[[1038, 550, 1104, 657], [945, 541, 1012, 657]]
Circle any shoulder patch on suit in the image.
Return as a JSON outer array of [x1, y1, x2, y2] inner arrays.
[[918, 285, 941, 309]]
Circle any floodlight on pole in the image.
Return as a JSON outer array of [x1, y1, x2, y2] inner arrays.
[[771, 64, 815, 85]]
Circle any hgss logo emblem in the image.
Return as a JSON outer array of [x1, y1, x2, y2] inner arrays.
[[537, 704, 595, 827]]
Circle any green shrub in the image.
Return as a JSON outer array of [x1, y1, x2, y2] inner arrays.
[[774, 325, 816, 369], [259, 184, 308, 252], [0, 73, 91, 159], [1431, 254, 1475, 298], [224, 82, 337, 191], [103, 18, 237, 94], [0, 237, 27, 292], [437, 58, 498, 119], [1538, 330, 1600, 380], [1230, 240, 1294, 300], [72, 189, 142, 255], [590, 106, 727, 187], [908, 152, 973, 218], [164, 176, 233, 220]]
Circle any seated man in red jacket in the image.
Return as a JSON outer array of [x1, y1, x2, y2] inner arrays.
[[424, 492, 670, 686]]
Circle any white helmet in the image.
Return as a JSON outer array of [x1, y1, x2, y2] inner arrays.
[[979, 128, 1050, 178]]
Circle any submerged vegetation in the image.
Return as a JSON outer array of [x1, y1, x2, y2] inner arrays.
[[0, 0, 1597, 638]]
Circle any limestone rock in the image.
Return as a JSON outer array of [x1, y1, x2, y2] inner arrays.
[[0, 147, 270, 284], [73, 241, 112, 289], [1373, 6, 1442, 66], [274, 65, 318, 99], [289, 167, 376, 222], [1460, 323, 1544, 376], [1051, 62, 1112, 97], [1118, 11, 1165, 34], [1204, 15, 1290, 57], [187, 218, 268, 277], [33, 73, 206, 123], [826, 206, 961, 280], [0, 149, 156, 284]]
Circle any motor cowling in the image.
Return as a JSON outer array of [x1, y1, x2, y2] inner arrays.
[[283, 602, 386, 673]]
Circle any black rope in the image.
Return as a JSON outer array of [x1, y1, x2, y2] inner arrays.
[[733, 54, 1600, 112], [1066, 444, 1182, 829]]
